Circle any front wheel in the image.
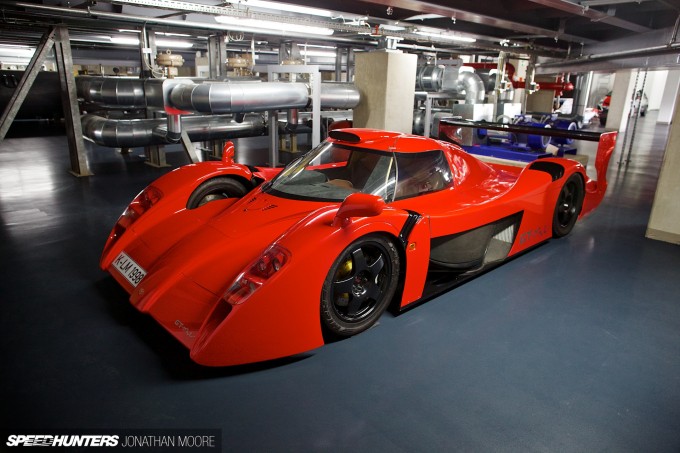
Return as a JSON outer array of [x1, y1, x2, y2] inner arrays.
[[321, 235, 400, 337], [552, 174, 585, 238], [186, 177, 248, 209]]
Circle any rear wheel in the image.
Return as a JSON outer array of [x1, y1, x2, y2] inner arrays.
[[321, 235, 399, 337], [552, 174, 584, 237], [186, 177, 248, 209]]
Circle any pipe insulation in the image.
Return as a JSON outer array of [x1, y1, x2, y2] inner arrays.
[[76, 77, 360, 112], [77, 77, 153, 108], [170, 82, 360, 113], [81, 114, 265, 148], [455, 71, 486, 104]]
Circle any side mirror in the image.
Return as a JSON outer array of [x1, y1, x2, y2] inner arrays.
[[333, 193, 385, 228], [222, 141, 235, 163]]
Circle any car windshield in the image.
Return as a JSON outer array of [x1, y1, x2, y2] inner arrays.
[[266, 141, 452, 202]]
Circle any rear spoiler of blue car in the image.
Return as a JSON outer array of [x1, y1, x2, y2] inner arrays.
[[438, 118, 607, 143]]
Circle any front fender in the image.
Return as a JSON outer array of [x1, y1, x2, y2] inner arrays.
[[190, 205, 421, 366]]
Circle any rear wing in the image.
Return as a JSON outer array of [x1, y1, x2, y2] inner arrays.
[[438, 119, 617, 215]]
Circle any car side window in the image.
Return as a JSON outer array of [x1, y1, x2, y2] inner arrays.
[[395, 150, 453, 200]]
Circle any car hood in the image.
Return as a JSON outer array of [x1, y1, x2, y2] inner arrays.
[[151, 191, 330, 296]]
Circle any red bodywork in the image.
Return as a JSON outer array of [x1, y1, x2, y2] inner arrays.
[[101, 129, 617, 366]]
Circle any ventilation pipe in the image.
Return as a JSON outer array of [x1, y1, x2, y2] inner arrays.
[[169, 81, 360, 113], [76, 77, 361, 112], [77, 77, 150, 108], [81, 113, 265, 148], [455, 71, 486, 104]]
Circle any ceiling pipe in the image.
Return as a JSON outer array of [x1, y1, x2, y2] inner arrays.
[[169, 81, 360, 114], [81, 113, 265, 147], [77, 77, 361, 112], [463, 62, 530, 89], [455, 71, 485, 104]]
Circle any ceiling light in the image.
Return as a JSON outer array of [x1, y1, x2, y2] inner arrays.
[[415, 31, 476, 43], [405, 14, 445, 21], [300, 50, 337, 58], [221, 0, 333, 17], [380, 24, 406, 31], [297, 44, 336, 50], [0, 46, 35, 57], [110, 36, 140, 46], [156, 39, 194, 48], [109, 36, 194, 48], [215, 16, 334, 36]]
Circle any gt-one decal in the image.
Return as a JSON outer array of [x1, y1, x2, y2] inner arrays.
[[519, 225, 548, 245], [175, 319, 196, 338]]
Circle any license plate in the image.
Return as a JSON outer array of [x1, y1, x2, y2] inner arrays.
[[112, 251, 146, 287]]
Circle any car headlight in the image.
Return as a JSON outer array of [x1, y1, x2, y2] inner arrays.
[[223, 244, 291, 305]]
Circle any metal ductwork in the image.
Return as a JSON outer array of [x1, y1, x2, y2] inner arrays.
[[170, 82, 310, 114], [415, 65, 445, 92], [319, 83, 361, 109], [169, 81, 360, 114], [81, 113, 265, 147], [77, 77, 156, 108], [455, 71, 486, 104], [76, 77, 361, 113]]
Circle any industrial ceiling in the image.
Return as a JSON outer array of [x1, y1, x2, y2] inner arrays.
[[1, 0, 679, 73]]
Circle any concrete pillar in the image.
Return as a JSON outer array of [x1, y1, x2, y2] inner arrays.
[[606, 70, 633, 131], [647, 87, 680, 244], [353, 51, 417, 133], [657, 70, 680, 124]]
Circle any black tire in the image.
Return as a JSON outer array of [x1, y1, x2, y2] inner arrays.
[[552, 174, 585, 238], [321, 235, 400, 337], [186, 177, 248, 209]]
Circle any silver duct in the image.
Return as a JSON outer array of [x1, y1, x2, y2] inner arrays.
[[170, 82, 310, 114], [76, 77, 361, 113], [77, 77, 155, 108], [169, 81, 360, 113], [455, 71, 486, 104], [319, 83, 361, 109], [81, 113, 265, 148]]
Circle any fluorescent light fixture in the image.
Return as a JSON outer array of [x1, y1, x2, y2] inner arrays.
[[297, 44, 336, 50], [300, 50, 337, 58], [222, 0, 333, 17], [405, 14, 445, 21], [380, 24, 406, 31], [109, 36, 194, 48], [215, 16, 334, 36], [110, 36, 140, 46], [0, 46, 35, 57], [415, 31, 476, 43], [118, 29, 141, 33], [156, 39, 194, 48], [155, 32, 191, 38]]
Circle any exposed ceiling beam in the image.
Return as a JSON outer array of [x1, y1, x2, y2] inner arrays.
[[526, 0, 652, 33], [352, 0, 598, 43], [579, 0, 655, 6]]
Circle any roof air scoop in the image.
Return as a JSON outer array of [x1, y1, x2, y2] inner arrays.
[[328, 130, 361, 143]]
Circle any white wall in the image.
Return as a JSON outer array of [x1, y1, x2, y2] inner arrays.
[[647, 86, 680, 244], [645, 70, 667, 110]]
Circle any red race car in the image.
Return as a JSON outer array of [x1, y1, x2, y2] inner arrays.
[[101, 127, 617, 366]]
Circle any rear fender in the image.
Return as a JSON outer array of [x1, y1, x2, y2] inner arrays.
[[582, 131, 617, 216], [101, 162, 255, 270]]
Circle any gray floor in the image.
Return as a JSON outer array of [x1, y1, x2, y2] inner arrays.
[[1, 113, 679, 452]]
